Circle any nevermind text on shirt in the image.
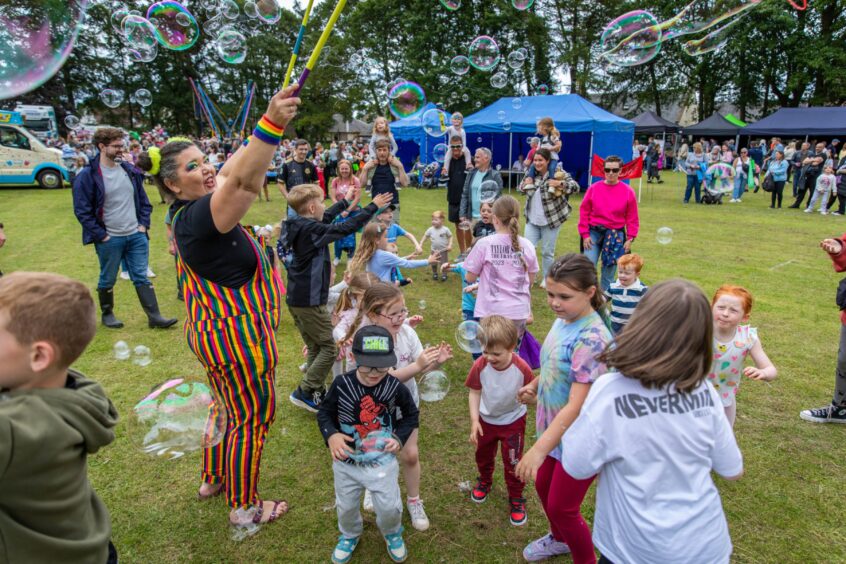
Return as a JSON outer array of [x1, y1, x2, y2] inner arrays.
[[613, 388, 714, 419]]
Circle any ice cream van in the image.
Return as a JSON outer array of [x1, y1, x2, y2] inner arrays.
[[0, 110, 68, 189]]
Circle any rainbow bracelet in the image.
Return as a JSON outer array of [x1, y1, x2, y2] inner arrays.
[[252, 114, 284, 145]]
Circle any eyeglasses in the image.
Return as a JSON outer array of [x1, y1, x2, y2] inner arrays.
[[359, 366, 392, 375], [107, 144, 125, 150], [604, 167, 620, 173], [378, 308, 409, 323]]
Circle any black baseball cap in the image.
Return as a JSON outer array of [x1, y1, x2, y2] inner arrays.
[[352, 325, 397, 368]]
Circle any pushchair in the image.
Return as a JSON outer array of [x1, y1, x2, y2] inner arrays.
[[700, 162, 734, 205], [420, 162, 442, 189]]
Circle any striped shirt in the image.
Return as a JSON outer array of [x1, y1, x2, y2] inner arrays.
[[605, 279, 648, 334]]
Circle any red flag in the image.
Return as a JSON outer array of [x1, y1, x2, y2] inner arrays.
[[591, 155, 643, 180]]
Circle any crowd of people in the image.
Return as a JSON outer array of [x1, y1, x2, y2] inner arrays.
[[5, 85, 846, 564]]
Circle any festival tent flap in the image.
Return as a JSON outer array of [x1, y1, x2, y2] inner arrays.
[[682, 113, 745, 137], [740, 107, 846, 137], [632, 110, 680, 134], [724, 113, 747, 127]]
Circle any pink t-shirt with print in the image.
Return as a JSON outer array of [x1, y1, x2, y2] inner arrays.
[[463, 233, 538, 320]]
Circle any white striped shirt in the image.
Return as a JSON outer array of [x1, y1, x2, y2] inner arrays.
[[605, 279, 648, 333]]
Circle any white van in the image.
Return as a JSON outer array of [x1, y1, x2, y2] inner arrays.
[[0, 111, 68, 189]]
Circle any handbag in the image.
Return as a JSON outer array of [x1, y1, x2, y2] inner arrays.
[[762, 172, 775, 192]]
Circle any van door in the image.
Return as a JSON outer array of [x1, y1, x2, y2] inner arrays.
[[0, 125, 34, 178]]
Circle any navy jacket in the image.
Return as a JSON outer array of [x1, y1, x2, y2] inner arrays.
[[72, 153, 152, 245]]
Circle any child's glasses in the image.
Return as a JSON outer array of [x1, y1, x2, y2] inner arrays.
[[359, 366, 392, 375], [378, 308, 409, 323]]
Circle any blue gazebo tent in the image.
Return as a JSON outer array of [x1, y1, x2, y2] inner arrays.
[[740, 107, 846, 138]]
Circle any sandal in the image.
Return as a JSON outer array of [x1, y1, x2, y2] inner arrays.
[[252, 500, 289, 524], [197, 482, 224, 501]]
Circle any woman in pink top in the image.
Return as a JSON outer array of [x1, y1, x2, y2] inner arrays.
[[578, 155, 639, 291]]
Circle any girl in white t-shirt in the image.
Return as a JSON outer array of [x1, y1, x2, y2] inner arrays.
[[464, 195, 539, 342], [368, 117, 399, 158], [331, 272, 380, 377], [341, 283, 452, 531], [561, 279, 744, 564]]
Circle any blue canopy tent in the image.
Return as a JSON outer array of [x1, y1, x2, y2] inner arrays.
[[462, 94, 635, 187], [390, 102, 439, 171]]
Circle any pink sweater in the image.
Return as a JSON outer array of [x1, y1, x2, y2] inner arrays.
[[577, 180, 640, 239]]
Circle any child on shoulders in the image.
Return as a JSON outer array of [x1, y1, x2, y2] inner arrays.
[[441, 112, 473, 175], [369, 117, 399, 159]]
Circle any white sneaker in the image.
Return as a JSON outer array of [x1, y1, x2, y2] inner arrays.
[[804, 208, 812, 213], [729, 198, 737, 203], [362, 489, 374, 512], [333, 258, 340, 266], [119, 271, 130, 280], [833, 212, 842, 216], [406, 498, 430, 531], [539, 279, 546, 289], [146, 266, 156, 277], [821, 210, 829, 215]]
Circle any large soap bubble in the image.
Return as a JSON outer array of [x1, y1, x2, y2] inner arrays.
[[433, 143, 448, 163], [455, 320, 486, 354], [216, 29, 247, 64], [422, 108, 450, 137], [480, 179, 499, 203], [420, 371, 450, 402], [0, 1, 89, 100], [255, 0, 282, 24], [599, 10, 662, 67], [512, 0, 535, 10], [147, 1, 199, 51], [439, 0, 461, 10], [450, 55, 471, 76], [388, 81, 426, 119], [133, 378, 227, 460], [468, 35, 500, 71]]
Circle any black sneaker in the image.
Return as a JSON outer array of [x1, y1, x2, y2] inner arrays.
[[289, 386, 324, 413], [432, 273, 438, 281], [800, 403, 846, 424], [441, 274, 447, 282]]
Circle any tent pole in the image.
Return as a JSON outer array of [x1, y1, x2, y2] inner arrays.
[[508, 131, 513, 193], [587, 131, 595, 189]]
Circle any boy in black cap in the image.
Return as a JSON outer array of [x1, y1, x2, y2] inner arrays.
[[318, 325, 419, 564]]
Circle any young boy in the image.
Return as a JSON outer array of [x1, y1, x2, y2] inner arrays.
[[318, 325, 419, 564], [605, 253, 648, 334], [464, 315, 535, 526], [0, 272, 118, 563], [421, 210, 453, 281], [283, 184, 393, 412]]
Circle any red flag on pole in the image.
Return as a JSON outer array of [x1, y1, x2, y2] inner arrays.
[[591, 154, 644, 180]]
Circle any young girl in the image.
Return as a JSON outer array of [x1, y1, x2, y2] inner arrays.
[[342, 283, 452, 531], [441, 112, 473, 175], [514, 253, 612, 564], [368, 117, 398, 158], [471, 201, 496, 243], [463, 196, 539, 341], [708, 285, 776, 426], [561, 279, 743, 564], [348, 223, 439, 283], [331, 272, 380, 377], [330, 160, 362, 266], [525, 117, 562, 180]]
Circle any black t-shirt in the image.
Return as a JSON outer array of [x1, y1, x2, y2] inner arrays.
[[172, 195, 257, 289], [447, 159, 467, 205], [473, 220, 496, 239], [280, 159, 318, 188], [371, 164, 398, 204]]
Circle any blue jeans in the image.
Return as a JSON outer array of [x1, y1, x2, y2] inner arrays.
[[582, 227, 617, 292], [733, 175, 747, 200], [524, 222, 561, 281], [684, 174, 701, 203], [94, 231, 150, 289]]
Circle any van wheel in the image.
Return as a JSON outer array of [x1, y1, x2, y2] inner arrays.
[[37, 169, 63, 189]]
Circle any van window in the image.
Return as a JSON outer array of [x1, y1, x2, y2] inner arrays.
[[0, 127, 31, 151]]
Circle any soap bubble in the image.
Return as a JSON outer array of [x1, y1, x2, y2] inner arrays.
[[496, 110, 506, 121], [507, 50, 526, 69], [133, 378, 227, 459], [388, 81, 426, 118], [476, 136, 483, 143], [461, 93, 469, 102], [0, 1, 89, 100], [113, 340, 130, 360], [219, 0, 240, 20], [216, 29, 247, 64], [502, 121, 512, 131], [64, 115, 81, 130], [468, 35, 500, 71], [599, 10, 662, 67], [475, 101, 481, 108], [490, 72, 507, 89], [146, 1, 199, 51], [122, 15, 157, 48], [511, 97, 522, 110], [537, 84, 550, 95], [134, 88, 152, 107], [656, 226, 673, 245], [349, 429, 399, 465], [418, 300, 427, 310], [386, 76, 407, 98], [516, 47, 529, 58], [111, 8, 131, 33], [433, 143, 448, 163], [455, 320, 486, 353], [100, 89, 124, 109], [439, 0, 461, 10], [255, 0, 282, 24], [420, 370, 450, 402], [480, 180, 499, 203], [244, 0, 259, 18], [127, 43, 158, 63], [133, 345, 152, 366], [512, 0, 535, 10], [458, 219, 471, 231], [421, 108, 449, 137], [450, 55, 470, 76]]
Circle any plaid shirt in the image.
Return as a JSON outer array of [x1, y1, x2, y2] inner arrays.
[[523, 169, 579, 229]]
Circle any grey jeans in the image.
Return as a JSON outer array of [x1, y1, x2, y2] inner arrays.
[[836, 324, 846, 406], [333, 458, 402, 538]]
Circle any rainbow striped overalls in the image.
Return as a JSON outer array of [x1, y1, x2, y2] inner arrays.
[[173, 207, 283, 508]]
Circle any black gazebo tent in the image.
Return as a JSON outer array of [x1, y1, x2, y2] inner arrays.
[[632, 110, 680, 134], [683, 113, 745, 137], [741, 107, 846, 138]]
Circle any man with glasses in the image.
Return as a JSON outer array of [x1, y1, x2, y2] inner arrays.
[[73, 127, 176, 329], [445, 136, 471, 258]]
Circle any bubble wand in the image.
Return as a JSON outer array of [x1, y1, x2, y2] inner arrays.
[[292, 0, 348, 94], [281, 0, 316, 90]]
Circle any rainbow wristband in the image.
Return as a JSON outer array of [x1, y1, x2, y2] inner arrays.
[[252, 115, 284, 145]]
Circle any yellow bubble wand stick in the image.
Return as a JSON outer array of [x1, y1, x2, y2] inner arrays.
[[291, 0, 348, 95], [281, 0, 316, 90]]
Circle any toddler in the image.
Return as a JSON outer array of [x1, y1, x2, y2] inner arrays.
[[806, 165, 837, 214], [604, 253, 648, 334], [368, 117, 398, 158], [421, 210, 453, 281], [524, 117, 561, 180], [441, 112, 473, 175]]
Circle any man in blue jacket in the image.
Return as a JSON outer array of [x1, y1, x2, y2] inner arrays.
[[72, 127, 176, 329]]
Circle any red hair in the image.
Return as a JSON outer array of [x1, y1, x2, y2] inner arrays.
[[711, 284, 753, 315]]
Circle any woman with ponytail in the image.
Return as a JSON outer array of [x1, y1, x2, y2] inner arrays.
[[464, 195, 539, 341], [136, 85, 300, 532]]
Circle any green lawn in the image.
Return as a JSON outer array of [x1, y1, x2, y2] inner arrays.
[[1, 172, 845, 563]]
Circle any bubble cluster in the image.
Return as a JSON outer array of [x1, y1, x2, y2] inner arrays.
[[419, 371, 450, 402], [146, 1, 199, 51], [450, 55, 470, 76], [388, 81, 426, 118], [216, 29, 247, 64], [468, 35, 500, 71], [0, 1, 89, 100]]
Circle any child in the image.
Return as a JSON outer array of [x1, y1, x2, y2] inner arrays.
[[561, 279, 743, 564], [341, 283, 452, 532], [514, 253, 612, 564], [806, 165, 837, 214], [348, 223, 439, 284], [368, 117, 398, 158], [441, 112, 473, 175], [379, 206, 423, 255], [472, 201, 496, 243], [282, 184, 393, 412], [604, 253, 648, 334], [464, 195, 539, 341], [708, 285, 777, 426], [332, 272, 381, 377], [421, 211, 453, 281], [524, 117, 562, 180], [465, 315, 535, 526], [0, 272, 119, 563], [331, 169, 363, 267], [318, 325, 419, 563]]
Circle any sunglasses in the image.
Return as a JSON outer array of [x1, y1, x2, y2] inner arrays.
[[450, 144, 463, 149], [604, 167, 620, 173]]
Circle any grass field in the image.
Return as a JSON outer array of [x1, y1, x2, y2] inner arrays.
[[2, 171, 845, 563]]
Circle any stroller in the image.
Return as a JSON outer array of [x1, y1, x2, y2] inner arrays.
[[420, 162, 442, 189], [700, 162, 734, 205]]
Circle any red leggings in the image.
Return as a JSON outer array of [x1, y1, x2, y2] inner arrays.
[[535, 456, 596, 564]]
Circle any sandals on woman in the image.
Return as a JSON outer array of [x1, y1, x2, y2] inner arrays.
[[228, 500, 289, 540], [197, 482, 224, 501], [251, 500, 289, 524]]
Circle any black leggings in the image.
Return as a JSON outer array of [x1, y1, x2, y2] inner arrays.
[[771, 180, 785, 208], [599, 555, 615, 564]]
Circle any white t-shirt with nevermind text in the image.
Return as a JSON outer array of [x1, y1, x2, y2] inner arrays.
[[562, 372, 742, 564]]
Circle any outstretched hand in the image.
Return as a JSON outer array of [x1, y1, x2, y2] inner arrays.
[[265, 84, 302, 129], [372, 192, 394, 209]]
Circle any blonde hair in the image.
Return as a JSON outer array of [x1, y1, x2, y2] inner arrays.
[[337, 159, 353, 179], [432, 210, 446, 220], [480, 314, 518, 351], [348, 222, 385, 275], [0, 272, 96, 367], [538, 117, 559, 139], [492, 195, 527, 272], [342, 282, 403, 344], [334, 272, 381, 315], [373, 116, 390, 135], [616, 253, 644, 273], [287, 184, 324, 214]]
